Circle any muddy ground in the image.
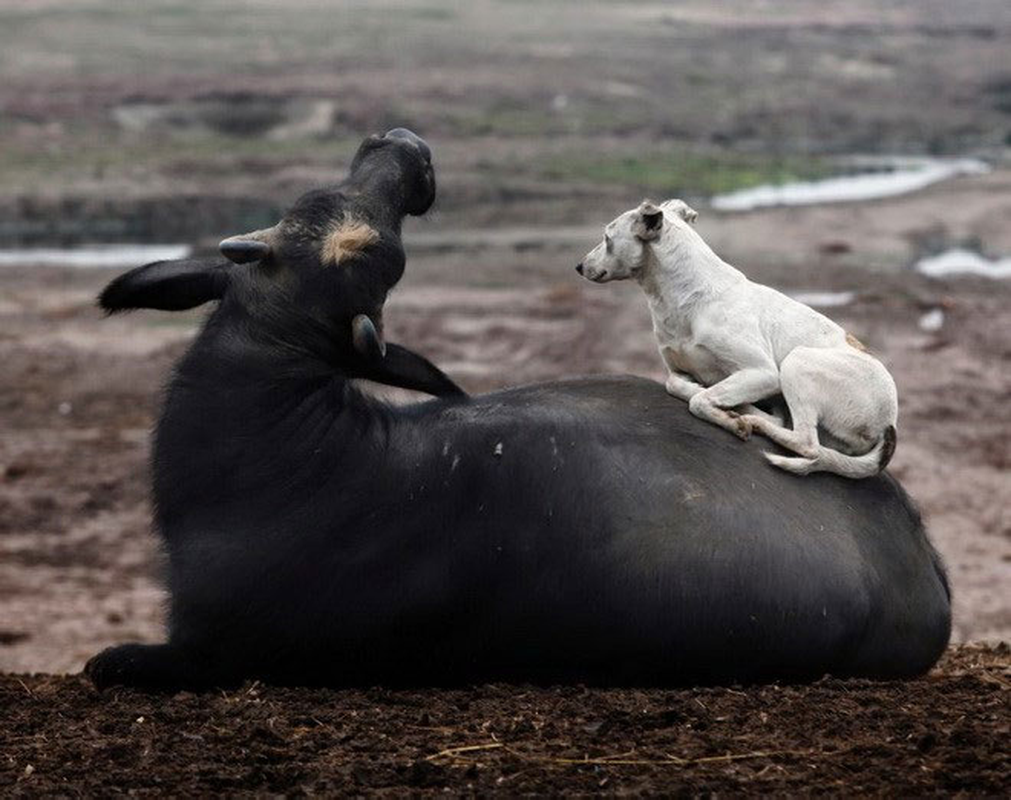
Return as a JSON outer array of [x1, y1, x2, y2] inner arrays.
[[2, 645, 1009, 794], [2, 176, 1010, 793], [1, 0, 1010, 794]]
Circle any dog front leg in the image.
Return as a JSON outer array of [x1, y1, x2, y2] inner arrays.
[[688, 368, 780, 440], [664, 370, 704, 402], [738, 402, 784, 426]]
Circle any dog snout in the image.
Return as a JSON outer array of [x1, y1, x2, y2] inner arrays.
[[576, 263, 584, 275]]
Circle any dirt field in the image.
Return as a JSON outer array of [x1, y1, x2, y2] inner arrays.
[[3, 645, 1009, 794], [2, 0, 1010, 794], [2, 0, 1011, 241], [2, 176, 1010, 792], [2, 150, 1011, 800]]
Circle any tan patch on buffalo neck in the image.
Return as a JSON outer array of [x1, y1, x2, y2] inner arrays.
[[846, 331, 868, 352], [320, 218, 379, 266]]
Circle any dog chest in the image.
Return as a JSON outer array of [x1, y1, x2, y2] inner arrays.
[[659, 341, 727, 385]]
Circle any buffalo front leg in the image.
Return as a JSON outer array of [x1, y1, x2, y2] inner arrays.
[[85, 642, 225, 692], [688, 368, 781, 440]]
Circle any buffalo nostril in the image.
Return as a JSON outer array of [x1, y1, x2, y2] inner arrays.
[[385, 128, 431, 161], [576, 263, 584, 274]]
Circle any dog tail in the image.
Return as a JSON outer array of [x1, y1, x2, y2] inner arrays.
[[764, 425, 897, 480]]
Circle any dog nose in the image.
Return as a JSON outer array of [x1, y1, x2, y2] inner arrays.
[[575, 263, 584, 275]]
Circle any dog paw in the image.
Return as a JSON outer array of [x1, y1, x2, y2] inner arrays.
[[664, 377, 688, 399], [732, 415, 753, 441]]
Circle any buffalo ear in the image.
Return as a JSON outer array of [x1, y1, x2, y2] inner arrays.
[[632, 200, 664, 241], [98, 257, 231, 313]]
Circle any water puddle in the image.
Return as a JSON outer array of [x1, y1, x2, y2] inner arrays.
[[915, 248, 1011, 279], [711, 156, 990, 211], [918, 308, 945, 332], [0, 244, 191, 269], [788, 291, 855, 308]]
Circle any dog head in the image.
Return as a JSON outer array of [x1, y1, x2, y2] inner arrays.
[[576, 198, 698, 283]]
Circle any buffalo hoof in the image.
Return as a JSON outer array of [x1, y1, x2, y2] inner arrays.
[[86, 644, 160, 690]]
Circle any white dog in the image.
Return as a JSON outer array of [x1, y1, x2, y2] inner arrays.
[[576, 199, 898, 479]]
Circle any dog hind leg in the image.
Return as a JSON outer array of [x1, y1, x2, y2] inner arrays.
[[746, 413, 819, 458], [746, 349, 891, 478], [740, 354, 823, 469]]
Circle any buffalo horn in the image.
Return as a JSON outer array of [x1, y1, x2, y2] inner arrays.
[[219, 226, 277, 264], [351, 314, 386, 360]]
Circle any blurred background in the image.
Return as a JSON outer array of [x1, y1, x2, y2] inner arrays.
[[1, 0, 1009, 673]]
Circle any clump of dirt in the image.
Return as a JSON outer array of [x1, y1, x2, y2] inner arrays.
[[2, 645, 1008, 795]]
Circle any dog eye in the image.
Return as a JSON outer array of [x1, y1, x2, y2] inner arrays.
[[604, 235, 613, 253]]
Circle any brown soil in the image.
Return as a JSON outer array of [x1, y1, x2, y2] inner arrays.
[[1, 204, 1009, 794], [3, 645, 1008, 795]]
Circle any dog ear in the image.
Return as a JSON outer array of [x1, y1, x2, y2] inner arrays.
[[633, 200, 664, 241], [678, 203, 699, 224], [98, 257, 231, 313], [662, 199, 699, 224]]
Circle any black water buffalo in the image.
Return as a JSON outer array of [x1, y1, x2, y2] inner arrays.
[[86, 129, 951, 691]]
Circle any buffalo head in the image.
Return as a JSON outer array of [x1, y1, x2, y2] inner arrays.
[[100, 129, 438, 366]]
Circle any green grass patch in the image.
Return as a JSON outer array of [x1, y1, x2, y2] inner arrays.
[[535, 151, 830, 196], [451, 107, 565, 137]]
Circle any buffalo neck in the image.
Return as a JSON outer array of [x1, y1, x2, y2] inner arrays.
[[153, 316, 387, 534], [161, 303, 381, 472], [341, 168, 410, 230]]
